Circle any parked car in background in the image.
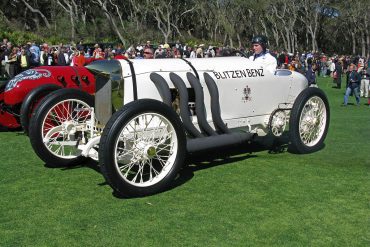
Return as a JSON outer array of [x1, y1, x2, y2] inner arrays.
[[0, 65, 96, 132]]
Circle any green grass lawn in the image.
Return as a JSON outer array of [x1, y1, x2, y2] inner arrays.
[[0, 77, 369, 246]]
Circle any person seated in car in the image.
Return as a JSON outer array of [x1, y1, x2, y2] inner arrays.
[[249, 35, 277, 73]]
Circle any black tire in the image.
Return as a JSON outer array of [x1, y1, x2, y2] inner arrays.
[[29, 89, 94, 167], [99, 99, 186, 197], [289, 87, 330, 153], [20, 84, 61, 135]]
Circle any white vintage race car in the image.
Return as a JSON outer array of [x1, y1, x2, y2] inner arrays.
[[28, 56, 330, 197]]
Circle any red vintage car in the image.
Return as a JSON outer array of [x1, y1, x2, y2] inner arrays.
[[0, 65, 96, 132]]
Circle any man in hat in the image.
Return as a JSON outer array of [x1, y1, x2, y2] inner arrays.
[[249, 35, 277, 73]]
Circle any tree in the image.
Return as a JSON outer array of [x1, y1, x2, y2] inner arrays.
[[91, 0, 126, 45], [148, 0, 196, 44]]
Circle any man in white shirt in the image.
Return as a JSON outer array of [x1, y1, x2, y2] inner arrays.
[[249, 35, 277, 73]]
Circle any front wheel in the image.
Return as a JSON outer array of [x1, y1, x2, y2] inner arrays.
[[20, 84, 61, 135], [289, 87, 330, 153], [29, 89, 94, 167], [99, 99, 186, 197]]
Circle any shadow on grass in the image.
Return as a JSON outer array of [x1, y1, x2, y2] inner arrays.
[[41, 133, 294, 199], [113, 133, 293, 199]]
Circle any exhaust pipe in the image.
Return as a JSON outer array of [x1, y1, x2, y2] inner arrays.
[[169, 72, 202, 138], [203, 73, 230, 134], [186, 72, 217, 136], [187, 132, 254, 153], [149, 73, 172, 106]]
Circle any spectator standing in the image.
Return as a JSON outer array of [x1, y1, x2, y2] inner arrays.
[[143, 47, 153, 59], [71, 50, 86, 66], [76, 39, 84, 52], [154, 45, 165, 59], [57, 47, 67, 65], [329, 58, 335, 77], [3, 42, 13, 76], [164, 44, 173, 58], [46, 48, 56, 66], [40, 43, 48, 65], [92, 44, 105, 59], [196, 44, 204, 58], [114, 50, 128, 60], [343, 64, 361, 106], [277, 51, 285, 68], [305, 63, 317, 86], [359, 63, 369, 98], [333, 59, 343, 89], [29, 42, 40, 67], [183, 46, 192, 58], [115, 43, 124, 55], [320, 54, 327, 77], [18, 46, 31, 72], [144, 41, 151, 49], [190, 46, 196, 58], [172, 47, 181, 58], [7, 47, 19, 78], [92, 44, 100, 58], [0, 45, 5, 78]]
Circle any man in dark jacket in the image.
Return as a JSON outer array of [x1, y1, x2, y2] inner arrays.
[[334, 59, 343, 89], [305, 63, 317, 86], [57, 47, 67, 66], [343, 64, 361, 106]]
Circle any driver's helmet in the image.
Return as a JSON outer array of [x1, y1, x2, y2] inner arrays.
[[251, 35, 268, 50]]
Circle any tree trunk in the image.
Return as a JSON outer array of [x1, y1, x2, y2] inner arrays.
[[236, 33, 241, 49], [285, 28, 291, 53], [229, 36, 233, 48], [223, 34, 228, 47], [366, 29, 370, 57], [361, 30, 366, 57], [351, 31, 356, 55], [69, 8, 75, 42], [280, 30, 288, 51], [22, 0, 51, 29]]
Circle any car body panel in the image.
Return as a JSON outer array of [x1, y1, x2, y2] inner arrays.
[[113, 57, 307, 132], [0, 66, 96, 129]]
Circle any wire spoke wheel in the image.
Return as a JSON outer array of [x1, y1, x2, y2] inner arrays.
[[29, 89, 95, 167], [298, 96, 326, 146], [269, 110, 288, 137], [289, 87, 330, 153], [41, 99, 92, 159], [99, 99, 186, 197], [115, 113, 178, 187]]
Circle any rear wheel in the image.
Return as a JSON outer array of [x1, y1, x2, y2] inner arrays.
[[289, 87, 330, 153], [29, 89, 94, 167], [99, 99, 186, 197]]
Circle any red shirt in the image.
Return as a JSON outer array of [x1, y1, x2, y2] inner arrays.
[[114, 54, 128, 59], [72, 54, 86, 66]]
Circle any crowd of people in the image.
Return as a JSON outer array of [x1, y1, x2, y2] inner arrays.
[[1, 37, 369, 106], [0, 38, 244, 80], [279, 50, 370, 106]]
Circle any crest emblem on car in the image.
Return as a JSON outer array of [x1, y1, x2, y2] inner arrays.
[[5, 69, 52, 91], [242, 85, 252, 102]]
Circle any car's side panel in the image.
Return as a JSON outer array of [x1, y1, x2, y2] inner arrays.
[[117, 57, 307, 132], [4, 66, 95, 106]]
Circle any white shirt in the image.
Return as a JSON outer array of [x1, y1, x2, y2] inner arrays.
[[329, 62, 335, 72], [249, 52, 277, 74]]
